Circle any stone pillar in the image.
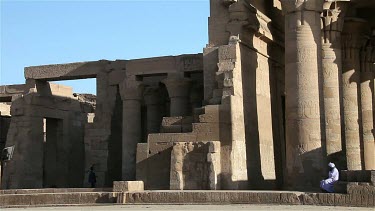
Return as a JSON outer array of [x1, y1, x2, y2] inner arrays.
[[321, 1, 347, 163], [360, 37, 375, 170], [144, 87, 163, 134], [342, 18, 369, 170], [281, 0, 324, 189], [120, 77, 143, 180], [162, 75, 192, 117]]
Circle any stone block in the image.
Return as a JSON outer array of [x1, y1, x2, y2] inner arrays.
[[53, 193, 80, 204], [334, 193, 349, 207], [24, 61, 106, 80], [113, 181, 144, 192], [29, 193, 55, 205], [108, 70, 126, 85], [208, 141, 221, 153], [136, 143, 148, 163], [161, 116, 183, 126], [340, 170, 375, 183], [160, 125, 182, 133]]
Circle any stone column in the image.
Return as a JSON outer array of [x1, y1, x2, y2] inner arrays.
[[162, 75, 192, 117], [341, 18, 369, 170], [144, 87, 163, 134], [120, 77, 143, 180], [360, 37, 375, 170], [321, 1, 347, 163], [281, 0, 324, 189]]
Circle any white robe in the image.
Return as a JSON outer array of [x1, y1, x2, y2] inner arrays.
[[320, 168, 339, 193]]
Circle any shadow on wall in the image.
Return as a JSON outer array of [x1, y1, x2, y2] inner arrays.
[[1, 83, 92, 189]]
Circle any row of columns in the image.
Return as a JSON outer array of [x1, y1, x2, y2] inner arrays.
[[281, 0, 375, 189], [119, 75, 193, 180]]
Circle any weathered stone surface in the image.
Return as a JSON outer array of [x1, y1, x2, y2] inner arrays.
[[2, 0, 375, 204], [113, 181, 144, 192], [24, 61, 107, 80]]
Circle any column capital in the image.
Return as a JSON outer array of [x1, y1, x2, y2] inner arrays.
[[162, 76, 192, 98], [342, 18, 371, 49], [143, 86, 162, 105], [119, 77, 144, 101], [280, 0, 324, 14], [321, 1, 348, 45]]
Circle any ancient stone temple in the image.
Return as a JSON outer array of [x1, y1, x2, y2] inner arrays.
[[0, 0, 374, 192]]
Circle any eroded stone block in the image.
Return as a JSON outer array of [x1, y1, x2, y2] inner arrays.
[[113, 181, 144, 192]]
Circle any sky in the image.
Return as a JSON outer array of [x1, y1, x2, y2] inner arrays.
[[0, 0, 209, 94]]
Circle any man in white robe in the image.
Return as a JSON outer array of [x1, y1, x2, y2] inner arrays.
[[320, 162, 339, 193]]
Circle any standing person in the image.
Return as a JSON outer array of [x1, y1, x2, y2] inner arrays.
[[88, 165, 97, 188], [320, 162, 339, 193]]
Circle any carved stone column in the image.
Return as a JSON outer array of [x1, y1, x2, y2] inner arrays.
[[321, 1, 347, 163], [162, 75, 192, 117], [360, 37, 375, 170], [120, 77, 143, 180], [281, 0, 324, 189], [342, 18, 369, 170], [144, 87, 163, 135]]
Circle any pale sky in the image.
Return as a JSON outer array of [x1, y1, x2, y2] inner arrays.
[[0, 0, 209, 94]]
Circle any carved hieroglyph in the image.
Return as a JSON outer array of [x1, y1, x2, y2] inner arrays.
[[360, 37, 375, 170], [342, 19, 369, 170], [321, 1, 347, 159], [281, 0, 324, 189]]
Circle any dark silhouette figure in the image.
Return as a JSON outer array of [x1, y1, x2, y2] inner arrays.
[[88, 166, 97, 188]]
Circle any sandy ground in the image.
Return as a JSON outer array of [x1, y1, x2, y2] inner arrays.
[[3, 204, 373, 211]]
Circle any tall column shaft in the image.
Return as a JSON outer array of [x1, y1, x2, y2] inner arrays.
[[281, 0, 324, 189], [322, 45, 343, 156], [321, 2, 347, 164], [360, 38, 375, 170], [120, 77, 143, 180], [144, 87, 163, 134], [342, 19, 369, 170]]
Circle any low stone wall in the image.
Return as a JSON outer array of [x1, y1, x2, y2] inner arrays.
[[0, 188, 113, 195], [0, 192, 118, 207], [0, 190, 373, 207], [120, 191, 375, 207]]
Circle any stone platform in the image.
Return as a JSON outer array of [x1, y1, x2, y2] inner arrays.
[[119, 190, 374, 207], [0, 190, 374, 208], [0, 188, 118, 207]]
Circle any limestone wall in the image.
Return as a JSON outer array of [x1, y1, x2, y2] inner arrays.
[[170, 142, 220, 190], [1, 87, 91, 189]]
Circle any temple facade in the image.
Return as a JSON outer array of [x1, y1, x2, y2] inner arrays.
[[0, 0, 374, 191]]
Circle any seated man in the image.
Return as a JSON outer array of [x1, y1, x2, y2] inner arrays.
[[320, 162, 339, 193]]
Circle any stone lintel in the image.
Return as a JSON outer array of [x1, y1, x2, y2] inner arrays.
[[0, 84, 30, 98], [24, 60, 108, 81], [125, 54, 203, 76]]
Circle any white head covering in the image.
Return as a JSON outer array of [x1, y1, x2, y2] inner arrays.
[[328, 162, 335, 168]]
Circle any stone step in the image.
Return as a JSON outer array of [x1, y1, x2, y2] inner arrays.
[[334, 181, 375, 194], [160, 116, 193, 133], [0, 192, 118, 207], [197, 105, 220, 123], [118, 190, 374, 207], [147, 133, 198, 155], [0, 188, 113, 195], [340, 170, 375, 184]]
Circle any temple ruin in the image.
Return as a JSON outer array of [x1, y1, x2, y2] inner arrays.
[[0, 0, 374, 193]]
